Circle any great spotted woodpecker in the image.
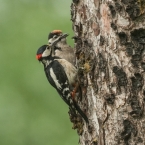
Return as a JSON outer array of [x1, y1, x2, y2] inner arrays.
[[48, 31, 82, 111], [48, 30, 75, 65], [36, 42, 88, 123]]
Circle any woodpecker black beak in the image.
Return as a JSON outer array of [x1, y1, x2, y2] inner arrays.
[[57, 33, 69, 42], [60, 33, 69, 39]]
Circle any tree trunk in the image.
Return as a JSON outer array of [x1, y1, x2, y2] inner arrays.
[[70, 0, 145, 144]]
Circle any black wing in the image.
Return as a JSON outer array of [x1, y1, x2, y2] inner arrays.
[[44, 60, 72, 107], [44, 59, 89, 123]]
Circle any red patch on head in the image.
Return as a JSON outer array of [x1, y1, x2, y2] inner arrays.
[[36, 54, 42, 60], [52, 30, 62, 34]]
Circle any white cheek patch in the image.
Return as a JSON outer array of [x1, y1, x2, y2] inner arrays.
[[50, 68, 62, 90], [42, 49, 51, 57]]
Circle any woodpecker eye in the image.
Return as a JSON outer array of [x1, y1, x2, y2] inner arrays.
[[53, 35, 58, 39]]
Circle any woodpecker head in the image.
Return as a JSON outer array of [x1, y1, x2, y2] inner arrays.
[[48, 30, 68, 45], [36, 45, 52, 61]]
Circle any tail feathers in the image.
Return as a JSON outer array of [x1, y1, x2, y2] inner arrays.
[[72, 100, 89, 123], [60, 94, 89, 123]]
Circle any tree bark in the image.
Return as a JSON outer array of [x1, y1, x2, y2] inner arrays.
[[70, 0, 145, 144]]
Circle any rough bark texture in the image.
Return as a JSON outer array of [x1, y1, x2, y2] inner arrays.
[[70, 0, 145, 145]]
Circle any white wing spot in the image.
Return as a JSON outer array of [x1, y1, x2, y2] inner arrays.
[[50, 68, 62, 90]]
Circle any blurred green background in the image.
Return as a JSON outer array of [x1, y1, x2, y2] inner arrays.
[[0, 0, 78, 145]]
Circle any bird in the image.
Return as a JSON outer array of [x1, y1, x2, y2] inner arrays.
[[48, 30, 75, 65], [36, 43, 88, 123], [48, 30, 81, 105]]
